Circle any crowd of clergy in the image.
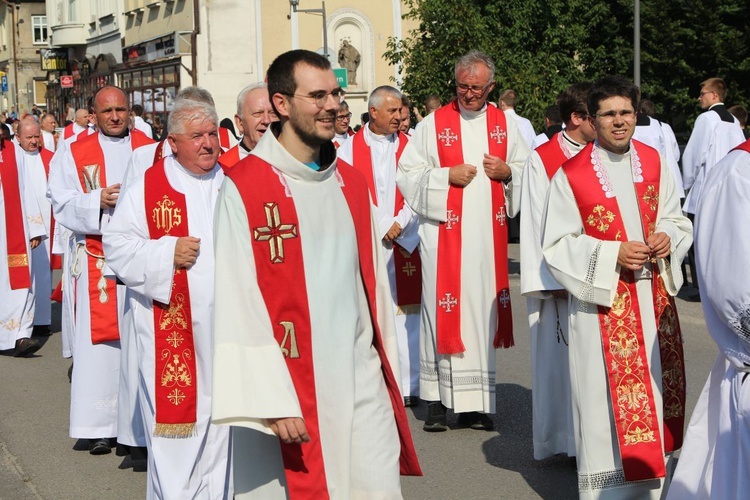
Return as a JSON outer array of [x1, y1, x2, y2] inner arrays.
[[0, 46, 747, 499]]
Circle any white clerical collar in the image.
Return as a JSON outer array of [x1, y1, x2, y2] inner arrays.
[[334, 132, 349, 141], [255, 125, 338, 183], [99, 132, 129, 144], [172, 157, 219, 180], [457, 101, 487, 119], [561, 130, 584, 149], [365, 123, 396, 144], [708, 103, 725, 110]]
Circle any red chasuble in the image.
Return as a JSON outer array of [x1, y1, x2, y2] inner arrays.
[[144, 159, 198, 438], [563, 140, 686, 481], [217, 144, 241, 170], [338, 129, 422, 310], [70, 130, 154, 343], [225, 156, 422, 499], [432, 102, 513, 354], [1, 141, 31, 290]]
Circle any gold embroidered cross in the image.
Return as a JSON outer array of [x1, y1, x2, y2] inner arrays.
[[402, 262, 417, 276], [587, 204, 616, 233], [642, 185, 658, 212], [253, 203, 298, 264]]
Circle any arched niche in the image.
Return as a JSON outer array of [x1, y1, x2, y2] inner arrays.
[[327, 9, 374, 95]]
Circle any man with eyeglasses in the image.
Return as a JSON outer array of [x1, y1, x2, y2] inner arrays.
[[397, 50, 530, 432], [520, 82, 596, 462], [338, 85, 422, 410], [682, 77, 744, 218], [332, 100, 354, 149], [541, 76, 692, 498], [104, 97, 232, 498], [220, 83, 277, 170], [212, 49, 421, 498]]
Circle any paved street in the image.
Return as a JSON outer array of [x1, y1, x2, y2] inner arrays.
[[0, 245, 716, 499]]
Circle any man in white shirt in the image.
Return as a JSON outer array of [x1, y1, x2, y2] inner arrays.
[[131, 104, 154, 139], [499, 89, 536, 149]]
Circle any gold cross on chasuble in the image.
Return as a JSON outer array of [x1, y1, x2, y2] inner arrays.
[[253, 202, 298, 263]]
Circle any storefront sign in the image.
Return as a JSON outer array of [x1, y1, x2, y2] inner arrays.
[[60, 75, 74, 88], [41, 49, 68, 71], [122, 32, 190, 66]]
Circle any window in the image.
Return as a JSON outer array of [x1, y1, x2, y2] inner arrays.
[[32, 16, 48, 44]]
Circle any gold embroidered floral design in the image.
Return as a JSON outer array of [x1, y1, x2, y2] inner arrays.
[[587, 204, 616, 233]]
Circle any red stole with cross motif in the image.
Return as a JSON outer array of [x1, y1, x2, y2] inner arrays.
[[144, 159, 198, 438], [225, 156, 422, 498], [1, 141, 32, 290], [563, 140, 686, 481], [340, 128, 422, 309], [38, 148, 62, 270], [71, 130, 154, 343], [536, 132, 572, 180], [433, 102, 513, 354]]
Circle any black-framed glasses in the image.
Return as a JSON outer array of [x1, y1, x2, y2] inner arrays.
[[456, 82, 494, 95], [284, 89, 346, 108], [335, 112, 353, 121]]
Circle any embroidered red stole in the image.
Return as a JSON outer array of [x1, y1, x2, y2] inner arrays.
[[38, 148, 62, 270], [217, 144, 241, 170], [63, 123, 75, 140], [225, 156, 422, 498], [341, 129, 422, 310], [535, 132, 570, 180], [563, 140, 686, 481], [144, 159, 198, 438], [1, 141, 31, 290], [71, 130, 154, 343], [433, 102, 513, 354], [732, 138, 750, 153]]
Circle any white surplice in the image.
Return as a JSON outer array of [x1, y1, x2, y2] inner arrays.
[[121, 141, 172, 193], [632, 117, 685, 198], [42, 130, 55, 153], [104, 157, 232, 500], [541, 142, 692, 498], [0, 149, 45, 349], [21, 148, 52, 326], [504, 108, 536, 149], [397, 103, 530, 413], [337, 125, 421, 397], [682, 104, 745, 214], [520, 132, 582, 459], [48, 132, 134, 439], [212, 130, 403, 499], [668, 146, 750, 500]]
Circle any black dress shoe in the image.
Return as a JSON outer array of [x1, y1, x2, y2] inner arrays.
[[89, 438, 113, 455], [457, 411, 495, 430], [423, 402, 448, 432], [686, 292, 701, 302], [13, 338, 41, 357], [68, 362, 73, 383], [403, 396, 420, 407], [32, 325, 52, 337]]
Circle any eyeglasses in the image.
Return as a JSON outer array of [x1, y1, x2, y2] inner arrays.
[[284, 89, 346, 108], [593, 109, 636, 121], [456, 82, 494, 95], [699, 90, 716, 97], [335, 112, 352, 121]]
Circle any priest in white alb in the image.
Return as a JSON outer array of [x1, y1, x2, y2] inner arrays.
[[541, 76, 692, 498], [48, 85, 155, 455], [397, 50, 529, 431], [520, 82, 596, 459], [337, 85, 422, 407], [104, 98, 232, 499], [212, 49, 421, 499], [0, 138, 45, 357], [667, 138, 750, 500]]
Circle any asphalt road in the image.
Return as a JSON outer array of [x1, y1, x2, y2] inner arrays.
[[0, 245, 716, 499]]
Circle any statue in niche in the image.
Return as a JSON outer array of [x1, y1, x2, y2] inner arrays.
[[338, 40, 361, 86]]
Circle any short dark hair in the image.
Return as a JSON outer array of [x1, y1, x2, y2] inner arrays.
[[729, 104, 748, 127], [638, 99, 655, 117], [132, 104, 144, 116], [401, 95, 412, 109], [544, 105, 562, 125], [558, 82, 591, 125], [267, 50, 332, 115], [587, 76, 638, 117]]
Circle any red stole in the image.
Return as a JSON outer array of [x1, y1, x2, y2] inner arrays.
[[217, 144, 241, 170], [145, 159, 198, 438], [433, 101, 513, 354], [1, 141, 31, 289], [341, 129, 422, 309], [218, 126, 232, 151], [536, 132, 572, 180], [38, 148, 62, 270], [152, 140, 167, 165], [70, 130, 155, 343], [732, 137, 750, 154], [63, 123, 75, 139], [563, 140, 686, 481], [225, 156, 422, 498]]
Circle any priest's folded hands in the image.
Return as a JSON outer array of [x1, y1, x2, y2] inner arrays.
[[617, 232, 671, 270], [448, 163, 477, 186]]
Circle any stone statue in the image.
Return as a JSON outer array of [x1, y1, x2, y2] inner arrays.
[[338, 40, 361, 86]]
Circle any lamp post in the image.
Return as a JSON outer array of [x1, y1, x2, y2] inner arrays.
[[290, 0, 329, 60], [1, 0, 20, 110], [634, 0, 641, 88]]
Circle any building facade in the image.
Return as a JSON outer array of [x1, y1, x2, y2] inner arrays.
[[42, 1, 416, 132]]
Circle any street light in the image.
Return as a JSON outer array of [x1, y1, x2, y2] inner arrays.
[[634, 0, 640, 88], [290, 0, 329, 60]]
